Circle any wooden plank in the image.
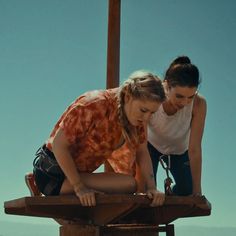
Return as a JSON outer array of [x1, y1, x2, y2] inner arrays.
[[4, 194, 211, 208], [3, 197, 27, 208], [4, 194, 211, 226], [87, 203, 138, 225], [120, 205, 210, 225]]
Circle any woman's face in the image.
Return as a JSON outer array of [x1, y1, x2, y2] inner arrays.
[[167, 85, 197, 110], [124, 96, 161, 126]]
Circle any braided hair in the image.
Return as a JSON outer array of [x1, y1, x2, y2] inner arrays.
[[118, 70, 165, 144]]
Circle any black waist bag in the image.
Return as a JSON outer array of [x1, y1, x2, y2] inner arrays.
[[33, 145, 65, 181]]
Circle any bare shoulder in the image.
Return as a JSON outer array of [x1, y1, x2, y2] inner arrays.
[[193, 94, 207, 114]]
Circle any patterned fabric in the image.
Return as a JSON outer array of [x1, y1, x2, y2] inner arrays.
[[46, 88, 145, 175]]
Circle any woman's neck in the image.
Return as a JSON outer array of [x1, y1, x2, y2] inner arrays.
[[162, 100, 178, 116], [162, 81, 178, 116]]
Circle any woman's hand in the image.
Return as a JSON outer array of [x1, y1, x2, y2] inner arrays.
[[73, 182, 96, 207], [146, 189, 165, 207]]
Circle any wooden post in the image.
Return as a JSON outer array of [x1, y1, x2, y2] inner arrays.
[[106, 0, 121, 89], [166, 224, 175, 236], [60, 225, 100, 236], [105, 0, 121, 172]]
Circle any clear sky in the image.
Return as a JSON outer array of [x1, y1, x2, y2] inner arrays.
[[1, 0, 236, 229]]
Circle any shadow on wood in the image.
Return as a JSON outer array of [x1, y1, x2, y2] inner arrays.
[[4, 193, 211, 236]]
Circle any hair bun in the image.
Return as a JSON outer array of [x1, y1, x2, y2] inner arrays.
[[173, 56, 191, 65]]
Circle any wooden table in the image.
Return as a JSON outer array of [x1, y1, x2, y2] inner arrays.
[[4, 194, 211, 236]]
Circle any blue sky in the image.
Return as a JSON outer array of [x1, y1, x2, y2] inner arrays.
[[1, 0, 236, 229]]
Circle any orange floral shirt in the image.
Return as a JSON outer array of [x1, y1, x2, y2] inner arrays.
[[46, 88, 145, 175]]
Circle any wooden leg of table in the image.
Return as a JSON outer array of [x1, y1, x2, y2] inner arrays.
[[101, 225, 160, 236], [60, 225, 100, 236], [166, 224, 175, 236]]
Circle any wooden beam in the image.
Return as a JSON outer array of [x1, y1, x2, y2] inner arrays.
[[4, 194, 211, 226]]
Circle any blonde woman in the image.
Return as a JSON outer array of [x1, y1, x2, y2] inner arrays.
[[27, 71, 166, 207]]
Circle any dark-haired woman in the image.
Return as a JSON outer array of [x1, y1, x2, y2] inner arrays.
[[147, 56, 207, 196]]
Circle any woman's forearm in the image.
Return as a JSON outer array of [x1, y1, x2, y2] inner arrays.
[[189, 149, 202, 194], [51, 129, 84, 189], [53, 145, 83, 187], [136, 144, 157, 190]]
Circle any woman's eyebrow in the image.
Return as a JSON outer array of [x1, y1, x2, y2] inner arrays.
[[176, 93, 196, 98]]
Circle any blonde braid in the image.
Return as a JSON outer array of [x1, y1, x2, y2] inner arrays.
[[117, 86, 136, 145]]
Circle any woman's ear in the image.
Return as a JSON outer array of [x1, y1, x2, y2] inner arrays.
[[163, 80, 169, 89], [124, 93, 131, 103], [163, 80, 170, 92]]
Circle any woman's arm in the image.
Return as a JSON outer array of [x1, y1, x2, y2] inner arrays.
[[52, 128, 83, 188], [189, 94, 207, 195], [136, 141, 165, 206], [52, 128, 96, 206]]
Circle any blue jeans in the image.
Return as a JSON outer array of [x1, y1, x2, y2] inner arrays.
[[147, 142, 192, 196]]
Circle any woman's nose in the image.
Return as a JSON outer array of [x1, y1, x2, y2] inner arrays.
[[180, 98, 190, 106], [143, 113, 152, 122]]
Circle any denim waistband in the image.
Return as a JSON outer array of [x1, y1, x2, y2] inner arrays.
[[42, 144, 56, 159]]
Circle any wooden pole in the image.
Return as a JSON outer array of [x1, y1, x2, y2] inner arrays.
[[106, 0, 121, 89], [105, 0, 121, 172]]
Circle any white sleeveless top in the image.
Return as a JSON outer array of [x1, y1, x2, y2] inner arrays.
[[148, 101, 194, 155]]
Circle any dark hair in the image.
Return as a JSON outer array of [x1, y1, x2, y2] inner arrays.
[[164, 56, 200, 88]]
